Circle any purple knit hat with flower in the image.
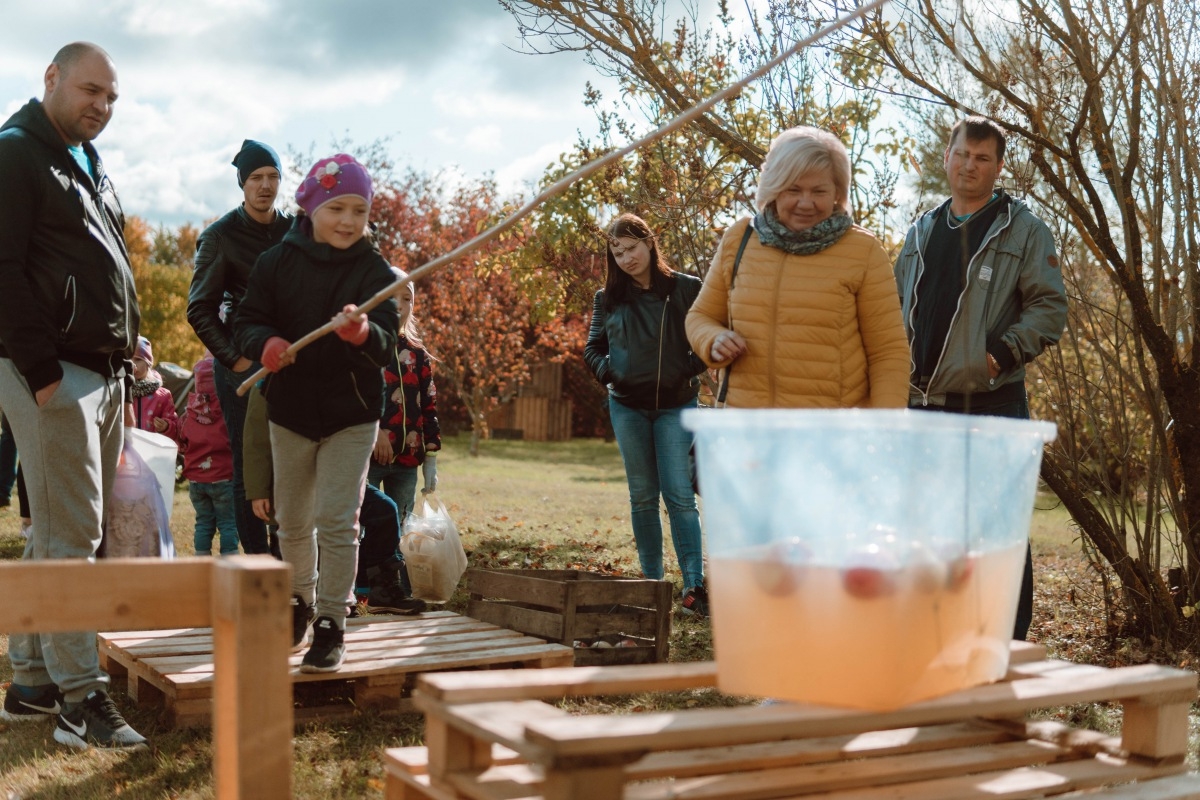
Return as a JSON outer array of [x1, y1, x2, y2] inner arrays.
[[295, 153, 374, 216]]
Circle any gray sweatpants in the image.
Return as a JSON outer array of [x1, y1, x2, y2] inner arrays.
[[0, 358, 123, 702], [269, 420, 375, 627]]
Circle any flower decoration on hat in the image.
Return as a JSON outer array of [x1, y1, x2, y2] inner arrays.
[[319, 161, 340, 190]]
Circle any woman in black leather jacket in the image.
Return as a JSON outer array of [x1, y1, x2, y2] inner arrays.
[[584, 213, 710, 616]]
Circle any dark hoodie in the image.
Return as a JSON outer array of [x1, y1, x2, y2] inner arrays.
[[233, 218, 398, 441], [0, 99, 139, 393]]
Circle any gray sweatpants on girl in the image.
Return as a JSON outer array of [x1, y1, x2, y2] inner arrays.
[[270, 420, 376, 627], [0, 359, 123, 702]]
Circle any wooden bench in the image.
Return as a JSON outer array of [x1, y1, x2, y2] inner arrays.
[[384, 642, 1200, 799], [99, 610, 574, 727], [1, 556, 292, 800]]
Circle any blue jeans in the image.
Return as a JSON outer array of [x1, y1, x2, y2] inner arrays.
[[0, 413, 16, 502], [608, 396, 704, 590], [190, 480, 239, 555], [356, 483, 401, 588], [912, 388, 1035, 640], [213, 359, 269, 554], [368, 461, 420, 525]]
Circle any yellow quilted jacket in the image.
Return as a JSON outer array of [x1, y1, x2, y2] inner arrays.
[[686, 217, 910, 409]]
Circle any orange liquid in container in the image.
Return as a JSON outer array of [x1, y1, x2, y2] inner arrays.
[[708, 541, 1026, 710]]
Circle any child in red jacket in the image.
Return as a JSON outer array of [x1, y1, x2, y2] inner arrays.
[[179, 354, 237, 555], [131, 336, 180, 442]]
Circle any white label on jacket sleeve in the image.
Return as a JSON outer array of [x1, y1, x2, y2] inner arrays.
[[978, 266, 993, 282]]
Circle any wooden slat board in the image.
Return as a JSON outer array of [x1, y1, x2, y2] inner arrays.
[[99, 611, 573, 727], [391, 648, 1200, 800]]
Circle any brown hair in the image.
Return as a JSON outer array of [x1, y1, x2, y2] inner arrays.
[[602, 213, 674, 311], [948, 116, 1007, 162]]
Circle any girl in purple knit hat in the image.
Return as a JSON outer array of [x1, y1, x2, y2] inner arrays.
[[234, 153, 399, 673]]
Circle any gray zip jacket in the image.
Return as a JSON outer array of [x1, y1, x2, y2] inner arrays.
[[894, 192, 1067, 407]]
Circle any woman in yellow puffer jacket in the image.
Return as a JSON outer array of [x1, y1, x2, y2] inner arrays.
[[687, 127, 909, 409]]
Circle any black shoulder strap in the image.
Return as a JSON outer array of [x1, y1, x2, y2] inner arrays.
[[729, 222, 754, 290], [717, 222, 755, 406]]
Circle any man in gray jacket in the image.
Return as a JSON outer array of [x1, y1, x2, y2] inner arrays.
[[894, 116, 1067, 640]]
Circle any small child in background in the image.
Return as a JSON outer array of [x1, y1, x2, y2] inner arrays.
[[235, 153, 400, 674], [131, 336, 180, 441], [369, 269, 441, 523], [179, 354, 238, 555]]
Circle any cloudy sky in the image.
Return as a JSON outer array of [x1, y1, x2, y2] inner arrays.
[[0, 0, 651, 228]]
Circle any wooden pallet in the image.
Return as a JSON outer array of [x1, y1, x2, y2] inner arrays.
[[98, 610, 574, 727], [385, 642, 1200, 799]]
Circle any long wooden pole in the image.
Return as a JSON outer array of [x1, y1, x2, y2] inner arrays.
[[238, 0, 888, 396]]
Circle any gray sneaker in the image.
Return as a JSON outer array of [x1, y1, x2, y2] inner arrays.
[[54, 689, 148, 751]]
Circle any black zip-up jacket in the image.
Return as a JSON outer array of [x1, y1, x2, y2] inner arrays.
[[189, 204, 294, 370], [234, 219, 398, 441], [584, 272, 707, 410], [0, 99, 139, 393]]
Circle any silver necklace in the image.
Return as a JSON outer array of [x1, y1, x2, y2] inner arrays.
[[946, 192, 998, 230]]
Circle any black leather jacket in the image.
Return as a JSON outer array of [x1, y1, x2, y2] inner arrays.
[[0, 100, 139, 393], [188, 204, 293, 370], [584, 272, 707, 410]]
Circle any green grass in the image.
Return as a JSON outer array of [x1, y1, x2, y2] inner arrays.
[[0, 434, 1188, 797]]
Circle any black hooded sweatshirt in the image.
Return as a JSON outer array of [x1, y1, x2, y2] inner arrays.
[[0, 99, 139, 394]]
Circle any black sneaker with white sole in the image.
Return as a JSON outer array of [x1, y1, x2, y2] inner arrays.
[[300, 616, 345, 673], [54, 689, 148, 751], [2, 682, 63, 721]]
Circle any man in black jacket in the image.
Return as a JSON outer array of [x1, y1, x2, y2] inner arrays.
[[0, 42, 147, 750], [188, 140, 293, 555]]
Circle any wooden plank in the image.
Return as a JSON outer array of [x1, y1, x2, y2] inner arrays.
[[653, 581, 672, 663], [517, 663, 1197, 762], [1081, 773, 1200, 798], [0, 558, 213, 632], [776, 757, 1189, 799], [626, 721, 1015, 781], [573, 609, 660, 639], [416, 661, 719, 704], [1007, 641, 1048, 664], [573, 580, 665, 608], [211, 556, 293, 800], [467, 570, 570, 609], [620, 739, 1073, 800], [1122, 695, 1194, 761], [468, 600, 566, 640]]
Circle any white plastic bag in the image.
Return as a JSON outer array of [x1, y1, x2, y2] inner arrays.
[[102, 435, 176, 559], [400, 493, 466, 602]]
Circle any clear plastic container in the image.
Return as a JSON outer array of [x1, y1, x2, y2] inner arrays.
[[683, 408, 1055, 710]]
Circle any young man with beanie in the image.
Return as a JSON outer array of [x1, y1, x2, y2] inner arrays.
[[0, 42, 147, 750], [188, 139, 293, 555], [894, 116, 1067, 640]]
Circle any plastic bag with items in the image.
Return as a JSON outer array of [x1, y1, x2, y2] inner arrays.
[[101, 431, 176, 558], [399, 492, 466, 602]]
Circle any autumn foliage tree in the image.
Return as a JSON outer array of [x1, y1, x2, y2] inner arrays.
[[124, 216, 204, 369], [371, 172, 577, 454]]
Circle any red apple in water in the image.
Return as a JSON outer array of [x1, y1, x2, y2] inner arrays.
[[945, 554, 976, 592], [842, 546, 899, 599], [753, 539, 810, 597]]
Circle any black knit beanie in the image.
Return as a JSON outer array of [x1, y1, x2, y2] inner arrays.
[[231, 139, 282, 188]]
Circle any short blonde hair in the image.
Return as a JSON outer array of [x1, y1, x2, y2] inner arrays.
[[755, 126, 851, 215]]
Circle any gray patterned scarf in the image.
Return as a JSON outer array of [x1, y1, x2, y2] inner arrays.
[[754, 206, 855, 255]]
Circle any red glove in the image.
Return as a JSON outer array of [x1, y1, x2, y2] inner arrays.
[[333, 303, 369, 346], [261, 336, 292, 373]]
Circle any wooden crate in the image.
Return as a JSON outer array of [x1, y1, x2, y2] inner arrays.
[[465, 568, 673, 666], [384, 643, 1200, 800], [98, 610, 573, 728]]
